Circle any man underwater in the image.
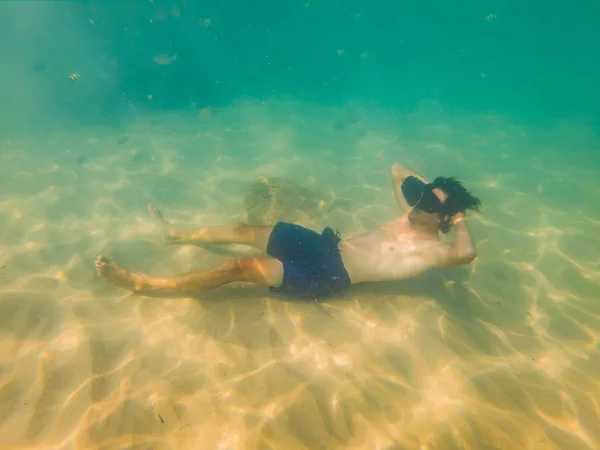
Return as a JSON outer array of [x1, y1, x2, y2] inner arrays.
[[96, 163, 482, 299]]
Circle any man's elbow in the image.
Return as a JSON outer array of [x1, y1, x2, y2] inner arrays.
[[459, 249, 477, 265]]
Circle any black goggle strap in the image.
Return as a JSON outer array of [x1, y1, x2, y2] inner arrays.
[[411, 187, 424, 208]]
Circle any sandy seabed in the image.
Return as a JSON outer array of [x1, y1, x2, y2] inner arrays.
[[0, 99, 599, 450]]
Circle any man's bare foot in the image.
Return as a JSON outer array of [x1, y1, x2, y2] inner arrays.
[[148, 204, 177, 243], [95, 256, 147, 291]]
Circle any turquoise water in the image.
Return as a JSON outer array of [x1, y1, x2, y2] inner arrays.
[[0, 1, 599, 449], [2, 1, 599, 130]]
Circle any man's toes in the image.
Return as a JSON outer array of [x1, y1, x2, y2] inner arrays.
[[95, 256, 111, 277]]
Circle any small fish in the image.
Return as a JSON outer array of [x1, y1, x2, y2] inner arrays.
[[152, 53, 177, 65], [69, 73, 80, 83], [484, 13, 497, 21]]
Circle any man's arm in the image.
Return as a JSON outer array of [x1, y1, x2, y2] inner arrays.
[[436, 213, 477, 267], [391, 163, 429, 211]]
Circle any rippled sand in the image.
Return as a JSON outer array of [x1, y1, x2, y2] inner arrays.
[[0, 100, 599, 449]]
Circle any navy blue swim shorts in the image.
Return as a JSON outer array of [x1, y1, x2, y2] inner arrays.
[[266, 222, 351, 299]]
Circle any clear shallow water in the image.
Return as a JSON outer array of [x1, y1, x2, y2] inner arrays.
[[1, 101, 599, 449], [0, 1, 599, 449]]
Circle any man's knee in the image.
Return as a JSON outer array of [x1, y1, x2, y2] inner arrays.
[[234, 257, 282, 286], [232, 223, 252, 239], [234, 257, 259, 278], [233, 223, 273, 251], [221, 257, 254, 278]]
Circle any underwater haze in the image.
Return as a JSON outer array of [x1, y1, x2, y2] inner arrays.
[[0, 1, 599, 449]]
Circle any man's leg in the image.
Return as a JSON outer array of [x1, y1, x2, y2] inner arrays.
[[149, 204, 273, 252], [95, 255, 283, 293]]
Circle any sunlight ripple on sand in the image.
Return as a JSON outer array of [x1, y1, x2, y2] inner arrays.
[[0, 101, 599, 449]]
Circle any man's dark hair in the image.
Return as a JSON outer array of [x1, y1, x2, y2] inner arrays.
[[431, 177, 482, 233]]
